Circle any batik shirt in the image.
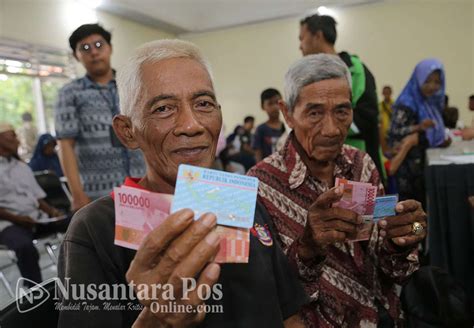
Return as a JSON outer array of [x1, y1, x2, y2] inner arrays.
[[248, 132, 419, 328], [54, 75, 145, 199]]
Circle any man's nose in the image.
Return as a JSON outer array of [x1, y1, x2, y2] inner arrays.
[[320, 115, 341, 137], [173, 104, 205, 137]]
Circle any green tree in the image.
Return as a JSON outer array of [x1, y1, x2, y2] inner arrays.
[[0, 75, 35, 128]]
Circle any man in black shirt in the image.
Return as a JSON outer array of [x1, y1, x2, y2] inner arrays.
[[298, 14, 384, 182], [58, 39, 307, 328]]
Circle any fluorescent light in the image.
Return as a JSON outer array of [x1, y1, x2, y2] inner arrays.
[[317, 6, 335, 16], [5, 60, 23, 68]]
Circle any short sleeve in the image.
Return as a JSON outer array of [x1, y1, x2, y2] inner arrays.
[[252, 125, 264, 150], [55, 84, 79, 139]]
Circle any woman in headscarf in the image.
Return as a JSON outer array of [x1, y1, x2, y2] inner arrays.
[[28, 133, 63, 177], [388, 58, 449, 204]]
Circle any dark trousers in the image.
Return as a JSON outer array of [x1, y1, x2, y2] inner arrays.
[[0, 218, 71, 288], [0, 224, 42, 287]]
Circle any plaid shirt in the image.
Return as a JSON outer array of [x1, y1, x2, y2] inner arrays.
[[248, 132, 419, 328]]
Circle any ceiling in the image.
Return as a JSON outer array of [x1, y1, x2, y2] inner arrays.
[[98, 0, 383, 35]]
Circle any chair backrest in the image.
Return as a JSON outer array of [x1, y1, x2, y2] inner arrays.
[[34, 171, 71, 212], [0, 279, 59, 327]]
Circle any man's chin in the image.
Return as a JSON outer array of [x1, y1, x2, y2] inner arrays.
[[172, 156, 214, 169], [312, 148, 341, 162]]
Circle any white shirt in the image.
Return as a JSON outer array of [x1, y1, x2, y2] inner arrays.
[[0, 156, 47, 232]]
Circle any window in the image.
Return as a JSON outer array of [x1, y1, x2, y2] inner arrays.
[[0, 38, 76, 134]]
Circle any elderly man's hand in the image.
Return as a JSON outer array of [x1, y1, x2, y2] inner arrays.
[[300, 187, 362, 257], [378, 200, 427, 247], [126, 209, 221, 327]]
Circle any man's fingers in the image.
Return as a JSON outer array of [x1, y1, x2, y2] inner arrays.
[[311, 207, 362, 225], [132, 209, 195, 269], [323, 219, 358, 234], [378, 210, 427, 229], [154, 213, 218, 281], [310, 187, 344, 210], [395, 200, 421, 214], [391, 234, 425, 247], [317, 230, 346, 246], [384, 225, 413, 238], [186, 263, 221, 307]]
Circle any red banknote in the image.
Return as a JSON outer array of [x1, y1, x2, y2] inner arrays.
[[333, 178, 378, 241], [114, 186, 249, 263]]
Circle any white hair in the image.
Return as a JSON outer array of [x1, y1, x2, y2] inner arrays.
[[284, 54, 352, 111], [117, 39, 214, 125]]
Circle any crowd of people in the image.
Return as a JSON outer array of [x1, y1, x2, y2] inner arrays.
[[0, 11, 473, 328]]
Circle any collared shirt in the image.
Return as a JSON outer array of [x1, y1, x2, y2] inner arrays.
[[248, 132, 419, 328], [54, 74, 146, 199], [0, 156, 48, 232]]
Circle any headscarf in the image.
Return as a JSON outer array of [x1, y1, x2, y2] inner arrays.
[[28, 133, 63, 177], [394, 58, 446, 147]]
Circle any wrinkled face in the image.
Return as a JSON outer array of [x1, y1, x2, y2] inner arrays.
[[74, 34, 112, 77], [134, 58, 222, 186], [420, 70, 441, 98], [285, 78, 352, 162], [299, 24, 320, 56], [0, 130, 20, 156], [262, 95, 281, 121]]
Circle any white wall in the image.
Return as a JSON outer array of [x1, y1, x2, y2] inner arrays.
[[183, 0, 473, 130], [0, 0, 174, 75], [1, 0, 472, 129]]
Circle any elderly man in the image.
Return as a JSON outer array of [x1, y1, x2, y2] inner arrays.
[[248, 54, 427, 327], [0, 123, 64, 287], [58, 40, 307, 328]]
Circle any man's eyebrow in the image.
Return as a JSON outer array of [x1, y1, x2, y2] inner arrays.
[[192, 90, 216, 101], [145, 94, 177, 108], [304, 102, 324, 110], [334, 101, 352, 108]]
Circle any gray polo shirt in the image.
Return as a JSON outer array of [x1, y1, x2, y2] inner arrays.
[[54, 75, 146, 199], [0, 156, 48, 232]]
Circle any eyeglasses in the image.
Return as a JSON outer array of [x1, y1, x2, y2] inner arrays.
[[78, 40, 105, 53]]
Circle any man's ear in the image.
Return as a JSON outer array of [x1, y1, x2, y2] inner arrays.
[[315, 30, 324, 42], [279, 100, 294, 129], [112, 115, 140, 150]]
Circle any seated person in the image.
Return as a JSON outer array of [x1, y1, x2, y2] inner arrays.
[[29, 133, 64, 177], [248, 54, 427, 327], [0, 123, 66, 287], [57, 40, 307, 328]]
